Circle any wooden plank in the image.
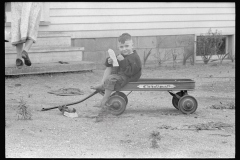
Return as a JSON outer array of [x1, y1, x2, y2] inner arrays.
[[5, 46, 84, 53], [50, 8, 235, 16], [38, 21, 235, 32], [50, 14, 235, 24], [49, 2, 235, 9], [5, 50, 83, 65], [5, 37, 71, 48], [5, 61, 95, 76]]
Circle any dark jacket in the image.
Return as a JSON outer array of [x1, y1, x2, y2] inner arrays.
[[105, 50, 142, 83]]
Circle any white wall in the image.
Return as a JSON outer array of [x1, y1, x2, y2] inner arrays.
[[43, 2, 235, 38]]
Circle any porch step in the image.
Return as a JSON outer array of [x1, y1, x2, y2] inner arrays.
[[5, 32, 72, 48], [5, 61, 96, 76], [5, 46, 84, 66]]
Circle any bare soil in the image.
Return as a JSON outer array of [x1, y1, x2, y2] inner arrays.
[[5, 62, 235, 158]]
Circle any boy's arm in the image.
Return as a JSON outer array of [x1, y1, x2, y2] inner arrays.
[[104, 57, 113, 67]]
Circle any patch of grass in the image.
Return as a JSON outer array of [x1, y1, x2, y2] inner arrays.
[[182, 121, 232, 131], [210, 101, 235, 110], [16, 98, 32, 120], [150, 131, 161, 149]]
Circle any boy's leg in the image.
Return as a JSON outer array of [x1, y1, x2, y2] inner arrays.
[[91, 67, 112, 90], [100, 89, 112, 106], [92, 67, 112, 107], [101, 67, 112, 84], [95, 89, 112, 122]]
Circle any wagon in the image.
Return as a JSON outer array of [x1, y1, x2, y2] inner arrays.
[[107, 78, 198, 115], [41, 78, 198, 116]]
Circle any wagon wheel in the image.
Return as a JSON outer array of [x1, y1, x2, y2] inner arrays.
[[178, 95, 198, 114], [172, 91, 185, 110], [111, 91, 128, 105], [107, 95, 127, 115]]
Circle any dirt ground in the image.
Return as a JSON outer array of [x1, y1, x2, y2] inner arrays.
[[5, 61, 235, 158]]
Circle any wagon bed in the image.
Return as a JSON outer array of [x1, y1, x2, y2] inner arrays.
[[120, 78, 195, 91]]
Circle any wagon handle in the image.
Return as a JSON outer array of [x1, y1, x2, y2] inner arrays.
[[41, 90, 100, 111]]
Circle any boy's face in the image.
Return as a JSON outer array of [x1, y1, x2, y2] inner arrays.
[[118, 39, 133, 56]]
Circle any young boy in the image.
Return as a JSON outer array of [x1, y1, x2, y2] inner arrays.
[[92, 33, 142, 122]]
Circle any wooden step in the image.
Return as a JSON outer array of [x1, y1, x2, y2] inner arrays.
[[5, 32, 72, 48], [5, 61, 96, 76], [5, 46, 84, 66]]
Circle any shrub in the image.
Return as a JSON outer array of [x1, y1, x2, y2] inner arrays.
[[196, 28, 225, 64]]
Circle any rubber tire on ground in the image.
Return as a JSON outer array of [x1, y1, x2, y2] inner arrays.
[[111, 91, 128, 105], [178, 95, 198, 114], [172, 92, 185, 110], [107, 95, 127, 115]]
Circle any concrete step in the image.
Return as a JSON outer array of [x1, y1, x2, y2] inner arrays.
[[5, 61, 96, 76], [5, 46, 84, 66], [5, 32, 72, 48]]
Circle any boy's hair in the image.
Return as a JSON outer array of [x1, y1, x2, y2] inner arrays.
[[118, 33, 132, 44]]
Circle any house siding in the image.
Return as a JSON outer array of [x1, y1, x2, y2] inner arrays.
[[44, 2, 235, 38]]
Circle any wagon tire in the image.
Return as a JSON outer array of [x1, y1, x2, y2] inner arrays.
[[111, 91, 128, 105], [178, 95, 198, 114], [107, 95, 127, 116]]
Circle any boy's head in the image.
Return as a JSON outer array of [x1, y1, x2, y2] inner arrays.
[[117, 33, 134, 56]]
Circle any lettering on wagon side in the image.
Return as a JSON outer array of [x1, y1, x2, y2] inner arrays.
[[137, 84, 176, 89]]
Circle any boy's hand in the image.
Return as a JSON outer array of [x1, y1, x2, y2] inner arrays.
[[117, 54, 124, 61], [115, 50, 120, 57], [108, 58, 113, 64]]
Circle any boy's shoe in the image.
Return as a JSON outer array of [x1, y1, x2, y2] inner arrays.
[[22, 50, 32, 66]]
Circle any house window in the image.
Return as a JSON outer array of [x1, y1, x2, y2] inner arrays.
[[218, 37, 226, 55]]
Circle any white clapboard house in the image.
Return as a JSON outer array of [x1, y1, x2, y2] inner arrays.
[[5, 2, 235, 68]]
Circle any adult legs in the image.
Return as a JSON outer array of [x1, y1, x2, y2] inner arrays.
[[21, 39, 33, 66], [16, 43, 24, 59], [15, 43, 24, 68], [23, 39, 33, 52]]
